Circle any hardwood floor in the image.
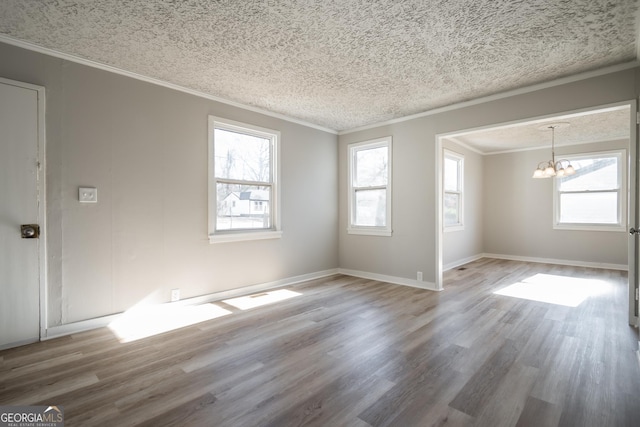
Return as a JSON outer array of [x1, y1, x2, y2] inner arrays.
[[1, 259, 639, 426]]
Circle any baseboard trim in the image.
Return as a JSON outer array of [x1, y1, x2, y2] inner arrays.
[[338, 268, 441, 291], [482, 253, 628, 271], [43, 268, 340, 340], [0, 337, 39, 351], [44, 255, 623, 340], [444, 254, 485, 271]]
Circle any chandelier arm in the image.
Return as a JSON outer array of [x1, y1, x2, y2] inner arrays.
[[537, 161, 549, 169]]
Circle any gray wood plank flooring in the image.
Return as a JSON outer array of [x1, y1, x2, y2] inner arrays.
[[1, 259, 638, 426]]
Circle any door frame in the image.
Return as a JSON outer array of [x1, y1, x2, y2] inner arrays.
[[0, 77, 48, 340], [435, 100, 638, 326], [630, 99, 639, 326]]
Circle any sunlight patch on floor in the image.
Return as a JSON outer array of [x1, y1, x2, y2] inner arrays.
[[494, 273, 611, 307], [108, 303, 232, 343], [223, 289, 302, 310]]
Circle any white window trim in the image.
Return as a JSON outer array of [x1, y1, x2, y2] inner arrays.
[[443, 150, 464, 232], [347, 136, 393, 237], [208, 116, 281, 243], [553, 149, 626, 232]]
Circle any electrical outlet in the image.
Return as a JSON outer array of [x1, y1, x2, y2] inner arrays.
[[79, 187, 97, 203], [171, 288, 180, 302], [417, 271, 423, 281]]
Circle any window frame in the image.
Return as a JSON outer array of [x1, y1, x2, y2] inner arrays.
[[443, 149, 464, 232], [347, 136, 393, 237], [208, 116, 281, 243], [553, 149, 626, 232]]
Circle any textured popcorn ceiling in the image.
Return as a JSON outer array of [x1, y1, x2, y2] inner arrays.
[[0, 0, 637, 131], [449, 106, 631, 154]]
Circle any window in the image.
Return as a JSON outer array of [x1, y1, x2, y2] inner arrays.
[[208, 116, 281, 243], [443, 150, 464, 230], [554, 150, 626, 231], [348, 137, 392, 236]]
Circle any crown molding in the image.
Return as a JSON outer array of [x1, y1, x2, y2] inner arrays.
[[2, 34, 636, 138], [340, 61, 640, 135], [0, 35, 338, 135]]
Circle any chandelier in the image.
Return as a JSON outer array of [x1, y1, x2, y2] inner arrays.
[[532, 123, 575, 178]]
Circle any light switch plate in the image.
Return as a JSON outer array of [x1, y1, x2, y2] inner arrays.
[[79, 187, 97, 203]]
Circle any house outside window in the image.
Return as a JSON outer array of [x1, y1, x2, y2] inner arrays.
[[347, 137, 392, 236], [208, 116, 281, 243], [554, 150, 626, 231], [444, 150, 464, 231]]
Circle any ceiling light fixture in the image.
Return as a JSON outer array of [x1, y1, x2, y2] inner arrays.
[[532, 123, 575, 178]]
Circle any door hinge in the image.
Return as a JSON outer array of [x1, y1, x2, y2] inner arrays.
[[636, 288, 639, 301], [637, 111, 640, 125]]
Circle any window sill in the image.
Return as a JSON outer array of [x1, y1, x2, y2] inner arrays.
[[553, 224, 625, 232], [444, 225, 465, 232], [209, 230, 283, 244], [347, 227, 392, 237]]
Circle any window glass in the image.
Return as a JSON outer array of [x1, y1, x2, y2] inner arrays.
[[355, 146, 388, 187], [558, 156, 618, 192], [444, 193, 460, 226], [444, 157, 459, 192], [559, 192, 618, 224], [214, 128, 271, 183], [554, 150, 624, 230], [355, 189, 387, 226], [216, 184, 271, 230]]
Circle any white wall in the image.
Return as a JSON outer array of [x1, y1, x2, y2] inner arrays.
[[0, 42, 339, 326], [483, 139, 628, 266], [442, 140, 483, 270], [339, 67, 638, 285]]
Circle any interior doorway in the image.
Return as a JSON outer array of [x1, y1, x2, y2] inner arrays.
[[435, 101, 638, 326]]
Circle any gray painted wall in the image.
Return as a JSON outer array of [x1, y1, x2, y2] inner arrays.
[[339, 120, 435, 281], [483, 139, 628, 265], [0, 42, 338, 326], [339, 68, 638, 284], [442, 141, 483, 269], [1, 40, 637, 326]]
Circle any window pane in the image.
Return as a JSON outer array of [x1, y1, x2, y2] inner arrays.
[[214, 128, 271, 182], [355, 189, 386, 226], [444, 157, 459, 191], [355, 146, 387, 187], [558, 156, 618, 191], [216, 183, 271, 230], [444, 192, 460, 226], [559, 192, 618, 224]]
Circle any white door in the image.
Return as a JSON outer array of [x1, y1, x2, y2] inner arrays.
[[0, 79, 44, 350]]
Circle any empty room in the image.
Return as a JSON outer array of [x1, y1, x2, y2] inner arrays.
[[1, 1, 639, 426]]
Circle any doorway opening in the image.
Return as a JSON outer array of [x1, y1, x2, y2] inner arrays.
[[435, 101, 638, 326]]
